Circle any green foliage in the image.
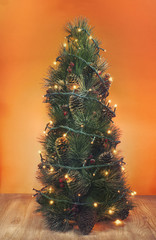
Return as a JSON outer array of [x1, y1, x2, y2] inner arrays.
[[35, 17, 134, 235]]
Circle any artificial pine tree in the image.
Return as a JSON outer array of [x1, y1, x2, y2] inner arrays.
[[33, 18, 135, 235]]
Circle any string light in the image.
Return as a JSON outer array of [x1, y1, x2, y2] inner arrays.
[[78, 193, 81, 197], [113, 149, 117, 154], [49, 120, 53, 124], [65, 174, 72, 183], [104, 171, 109, 176], [118, 190, 120, 193], [43, 131, 46, 135], [88, 88, 92, 92], [81, 124, 84, 128], [131, 191, 137, 196], [114, 219, 122, 225], [49, 167, 54, 173], [54, 84, 58, 89], [107, 130, 111, 134], [108, 208, 115, 215], [93, 202, 98, 207], [43, 165, 46, 169], [73, 85, 77, 89], [114, 104, 117, 108], [89, 35, 92, 40], [75, 39, 78, 42], [93, 173, 95, 176], [49, 200, 54, 205], [65, 174, 69, 179], [38, 150, 41, 154], [63, 43, 67, 47], [53, 61, 57, 65], [78, 28, 82, 32], [63, 133, 67, 137], [104, 49, 107, 52], [109, 76, 113, 82], [49, 187, 53, 193], [108, 100, 111, 103], [121, 166, 125, 171]]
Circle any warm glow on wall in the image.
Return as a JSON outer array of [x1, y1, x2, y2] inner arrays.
[[0, 0, 156, 194]]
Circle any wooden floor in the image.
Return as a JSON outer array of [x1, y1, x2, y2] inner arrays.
[[0, 194, 156, 240]]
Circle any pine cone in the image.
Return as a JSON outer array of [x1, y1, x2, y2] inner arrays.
[[69, 94, 84, 115], [55, 137, 69, 165], [98, 152, 113, 164], [76, 206, 96, 235], [67, 170, 91, 198], [91, 138, 105, 156], [102, 108, 115, 121], [66, 73, 80, 90], [94, 80, 109, 98]]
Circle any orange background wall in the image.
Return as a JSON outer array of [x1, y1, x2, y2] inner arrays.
[[0, 0, 156, 194]]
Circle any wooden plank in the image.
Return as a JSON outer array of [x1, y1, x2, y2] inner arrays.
[[0, 194, 156, 240]]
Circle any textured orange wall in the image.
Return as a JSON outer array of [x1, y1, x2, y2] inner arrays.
[[0, 0, 156, 194]]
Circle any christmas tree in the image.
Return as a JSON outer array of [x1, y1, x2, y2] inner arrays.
[[33, 18, 135, 235]]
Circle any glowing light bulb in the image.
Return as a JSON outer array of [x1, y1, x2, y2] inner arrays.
[[81, 124, 84, 128], [114, 219, 122, 225], [104, 49, 107, 52], [54, 85, 58, 89], [65, 174, 69, 179], [49, 187, 53, 193], [38, 150, 41, 154], [108, 100, 111, 103], [89, 88, 92, 92], [63, 43, 67, 47], [49, 200, 54, 205], [65, 174, 72, 183], [73, 85, 77, 89], [107, 130, 111, 134], [93, 173, 95, 176], [93, 202, 98, 207], [53, 61, 57, 65], [108, 209, 114, 215], [49, 120, 53, 124], [131, 191, 137, 196], [78, 28, 82, 32], [113, 149, 117, 154], [43, 131, 46, 135], [78, 193, 81, 197], [63, 133, 67, 137], [104, 171, 109, 176], [89, 35, 92, 40], [49, 167, 54, 172], [118, 190, 120, 193], [75, 39, 78, 42], [43, 165, 46, 169], [114, 104, 117, 108], [109, 77, 113, 82], [121, 166, 125, 171]]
